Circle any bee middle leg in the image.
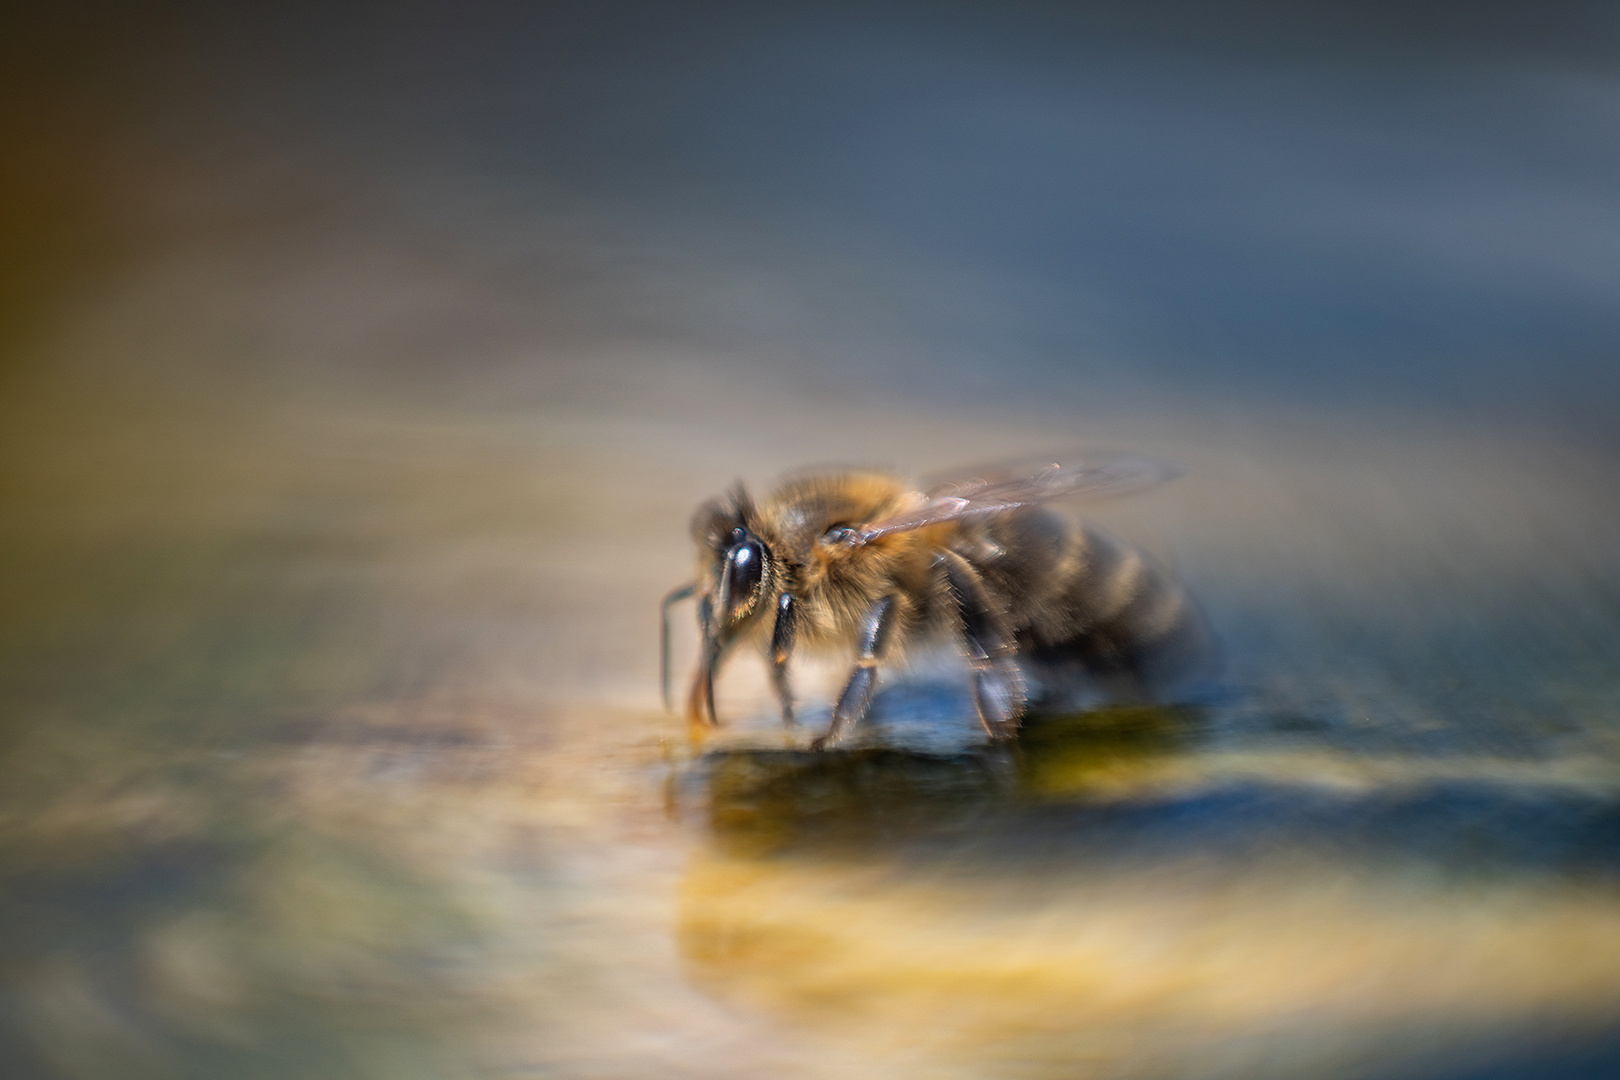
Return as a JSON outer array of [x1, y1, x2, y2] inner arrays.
[[939, 550, 1027, 740], [810, 594, 896, 751], [769, 592, 797, 726]]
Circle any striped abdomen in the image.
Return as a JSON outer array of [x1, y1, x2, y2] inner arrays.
[[965, 506, 1213, 698]]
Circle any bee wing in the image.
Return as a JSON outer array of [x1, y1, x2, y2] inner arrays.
[[849, 451, 1180, 545]]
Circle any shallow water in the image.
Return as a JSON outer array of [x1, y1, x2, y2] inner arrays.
[[4, 360, 1620, 1079]]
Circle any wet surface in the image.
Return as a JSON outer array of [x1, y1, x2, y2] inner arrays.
[[680, 714, 1620, 1078], [694, 710, 1620, 880], [6, 374, 1618, 1080], [4, 383, 1620, 1080]]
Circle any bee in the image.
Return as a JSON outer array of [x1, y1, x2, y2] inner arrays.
[[661, 452, 1213, 749]]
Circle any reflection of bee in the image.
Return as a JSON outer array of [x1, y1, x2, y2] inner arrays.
[[662, 453, 1213, 749]]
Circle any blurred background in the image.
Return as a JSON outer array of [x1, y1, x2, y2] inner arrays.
[[3, 2, 1620, 1077]]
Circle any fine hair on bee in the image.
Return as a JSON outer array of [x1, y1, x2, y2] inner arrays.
[[662, 452, 1214, 750]]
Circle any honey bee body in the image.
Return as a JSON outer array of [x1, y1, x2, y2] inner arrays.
[[665, 455, 1211, 748]]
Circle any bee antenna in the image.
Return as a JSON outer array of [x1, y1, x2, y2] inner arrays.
[[729, 481, 756, 523], [659, 582, 697, 711]]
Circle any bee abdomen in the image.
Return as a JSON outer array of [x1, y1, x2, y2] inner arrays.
[[1021, 519, 1213, 694]]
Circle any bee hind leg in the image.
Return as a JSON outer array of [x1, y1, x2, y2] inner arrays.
[[973, 661, 1027, 740], [939, 551, 1027, 741]]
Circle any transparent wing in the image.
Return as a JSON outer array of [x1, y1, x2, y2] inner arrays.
[[848, 451, 1180, 545]]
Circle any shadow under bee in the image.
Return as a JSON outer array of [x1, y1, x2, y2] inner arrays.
[[684, 703, 1204, 859], [683, 696, 1620, 880]]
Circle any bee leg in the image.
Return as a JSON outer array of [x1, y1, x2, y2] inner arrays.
[[769, 592, 797, 726], [660, 582, 696, 711], [939, 551, 1027, 740], [810, 595, 896, 750]]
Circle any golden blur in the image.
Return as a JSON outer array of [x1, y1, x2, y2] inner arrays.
[[683, 854, 1620, 1077]]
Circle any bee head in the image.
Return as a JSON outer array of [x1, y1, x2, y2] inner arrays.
[[690, 483, 773, 634]]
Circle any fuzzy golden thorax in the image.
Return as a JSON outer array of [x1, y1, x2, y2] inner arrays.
[[690, 472, 940, 656]]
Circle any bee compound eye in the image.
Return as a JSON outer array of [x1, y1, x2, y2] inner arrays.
[[723, 539, 766, 620]]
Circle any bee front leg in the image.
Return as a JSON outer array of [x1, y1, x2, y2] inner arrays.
[[810, 595, 896, 751], [769, 592, 797, 726], [939, 551, 1027, 740]]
